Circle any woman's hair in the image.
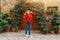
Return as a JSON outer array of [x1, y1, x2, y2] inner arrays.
[[25, 10, 32, 13]]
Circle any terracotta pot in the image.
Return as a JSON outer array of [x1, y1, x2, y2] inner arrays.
[[41, 30, 48, 34], [4, 27, 10, 32], [58, 28, 60, 34], [11, 26, 16, 32]]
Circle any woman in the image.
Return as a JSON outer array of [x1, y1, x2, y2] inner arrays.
[[23, 10, 35, 37]]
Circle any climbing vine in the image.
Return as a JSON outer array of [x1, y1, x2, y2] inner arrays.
[[13, 0, 49, 33], [12, 0, 60, 34]]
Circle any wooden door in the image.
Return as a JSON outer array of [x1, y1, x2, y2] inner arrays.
[[19, 11, 40, 30]]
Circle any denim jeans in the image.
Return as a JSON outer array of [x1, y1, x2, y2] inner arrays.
[[25, 24, 32, 35]]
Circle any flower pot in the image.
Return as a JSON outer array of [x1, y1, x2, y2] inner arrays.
[[4, 27, 10, 32], [41, 30, 48, 34], [57, 25, 60, 34], [11, 26, 17, 32], [58, 28, 60, 34]]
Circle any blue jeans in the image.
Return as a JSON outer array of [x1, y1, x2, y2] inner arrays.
[[25, 24, 32, 35]]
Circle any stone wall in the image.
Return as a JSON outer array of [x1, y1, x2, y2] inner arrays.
[[1, 0, 60, 15], [41, 0, 60, 15], [1, 0, 19, 12]]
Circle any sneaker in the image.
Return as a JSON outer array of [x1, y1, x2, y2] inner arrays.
[[29, 35, 33, 38], [25, 35, 28, 37]]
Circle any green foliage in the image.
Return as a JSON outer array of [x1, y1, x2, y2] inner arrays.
[[0, 12, 12, 32], [58, 25, 60, 28], [0, 13, 7, 31], [13, 0, 45, 29], [2, 14, 12, 27], [13, 0, 49, 32], [47, 7, 60, 33], [13, 0, 60, 33], [36, 9, 49, 33]]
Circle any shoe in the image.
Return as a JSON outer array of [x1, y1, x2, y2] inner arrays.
[[29, 35, 33, 38], [25, 35, 28, 37]]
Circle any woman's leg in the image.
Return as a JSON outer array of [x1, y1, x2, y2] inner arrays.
[[25, 24, 29, 35], [29, 24, 32, 35]]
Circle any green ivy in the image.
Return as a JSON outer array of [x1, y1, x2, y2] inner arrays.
[[13, 1, 48, 32]]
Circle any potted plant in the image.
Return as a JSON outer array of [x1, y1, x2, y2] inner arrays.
[[57, 25, 60, 34], [46, 7, 59, 34], [57, 18, 60, 34], [0, 13, 8, 32], [2, 14, 12, 32], [0, 13, 4, 32], [57, 15, 60, 34], [10, 20, 17, 32], [11, 17, 20, 32]]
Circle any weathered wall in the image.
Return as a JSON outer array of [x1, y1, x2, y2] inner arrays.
[[1, 0, 60, 15], [1, 0, 19, 12], [41, 0, 60, 15]]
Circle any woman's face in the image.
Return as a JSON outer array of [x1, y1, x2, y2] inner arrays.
[[26, 11, 30, 14], [26, 10, 31, 14]]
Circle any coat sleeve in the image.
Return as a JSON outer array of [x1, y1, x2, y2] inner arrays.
[[32, 12, 35, 16], [23, 13, 26, 19]]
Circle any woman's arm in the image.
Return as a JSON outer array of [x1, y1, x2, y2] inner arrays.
[[31, 12, 35, 16], [23, 13, 26, 18]]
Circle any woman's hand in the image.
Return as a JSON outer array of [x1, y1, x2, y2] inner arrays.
[[24, 13, 26, 15]]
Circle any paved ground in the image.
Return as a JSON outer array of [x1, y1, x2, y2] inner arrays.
[[0, 30, 60, 40]]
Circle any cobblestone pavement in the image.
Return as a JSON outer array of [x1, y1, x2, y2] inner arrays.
[[0, 30, 60, 40]]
